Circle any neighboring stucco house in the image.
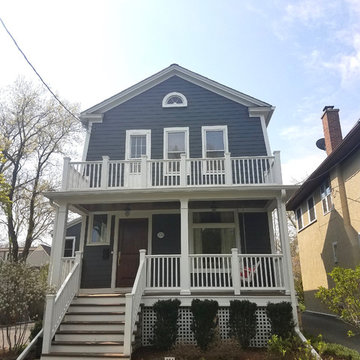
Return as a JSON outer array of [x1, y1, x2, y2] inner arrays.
[[39, 64, 299, 359], [287, 106, 360, 314], [0, 244, 51, 267]]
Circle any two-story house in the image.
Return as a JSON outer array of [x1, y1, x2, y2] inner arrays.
[[287, 106, 360, 314], [40, 64, 299, 359]]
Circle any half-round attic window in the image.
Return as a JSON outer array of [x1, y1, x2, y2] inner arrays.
[[162, 92, 187, 108]]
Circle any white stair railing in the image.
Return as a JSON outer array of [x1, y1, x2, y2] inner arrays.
[[42, 251, 82, 354], [123, 249, 147, 356]]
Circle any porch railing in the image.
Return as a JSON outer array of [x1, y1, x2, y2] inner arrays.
[[62, 152, 282, 191], [144, 251, 286, 293], [42, 251, 82, 354], [124, 250, 147, 356], [60, 257, 75, 284]]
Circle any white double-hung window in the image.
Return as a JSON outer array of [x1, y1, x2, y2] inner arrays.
[[202, 126, 228, 158], [125, 130, 151, 160], [320, 178, 333, 214], [164, 127, 189, 159]]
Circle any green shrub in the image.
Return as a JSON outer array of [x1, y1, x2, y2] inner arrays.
[[152, 299, 181, 350], [228, 300, 257, 348], [190, 299, 218, 350], [316, 265, 360, 331], [266, 302, 295, 339]]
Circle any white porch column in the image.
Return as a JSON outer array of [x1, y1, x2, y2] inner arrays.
[[231, 248, 240, 295], [49, 203, 68, 288], [180, 199, 191, 295], [273, 151, 283, 184], [276, 191, 298, 325]]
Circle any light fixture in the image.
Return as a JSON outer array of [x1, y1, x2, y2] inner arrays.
[[124, 205, 131, 217]]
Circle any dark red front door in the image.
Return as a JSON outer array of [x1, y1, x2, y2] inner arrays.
[[116, 218, 148, 287]]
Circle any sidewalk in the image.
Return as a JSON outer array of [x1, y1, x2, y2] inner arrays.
[[301, 311, 360, 352]]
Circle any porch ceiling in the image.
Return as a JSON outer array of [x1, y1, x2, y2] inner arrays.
[[77, 199, 268, 212]]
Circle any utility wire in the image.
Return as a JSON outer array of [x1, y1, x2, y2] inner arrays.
[[0, 16, 80, 122]]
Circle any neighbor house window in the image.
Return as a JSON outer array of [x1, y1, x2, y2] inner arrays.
[[125, 130, 151, 159], [320, 178, 333, 214], [202, 126, 228, 158], [164, 127, 189, 159], [162, 92, 187, 107], [307, 196, 316, 223], [332, 242, 338, 264], [64, 237, 75, 257], [89, 214, 109, 244], [296, 207, 303, 230]]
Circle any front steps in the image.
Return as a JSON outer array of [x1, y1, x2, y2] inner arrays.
[[41, 293, 132, 360]]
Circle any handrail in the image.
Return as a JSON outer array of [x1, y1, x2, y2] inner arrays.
[[123, 249, 147, 356], [16, 328, 43, 360], [42, 251, 82, 354]]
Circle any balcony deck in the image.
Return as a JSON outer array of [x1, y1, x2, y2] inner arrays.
[[62, 153, 282, 191]]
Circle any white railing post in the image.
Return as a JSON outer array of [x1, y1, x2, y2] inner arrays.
[[61, 157, 71, 190], [180, 199, 191, 295], [231, 248, 241, 295], [273, 151, 282, 184], [141, 155, 148, 188], [123, 293, 133, 356], [101, 156, 109, 189], [42, 294, 55, 354], [74, 251, 83, 294], [180, 154, 186, 186], [225, 152, 232, 185]]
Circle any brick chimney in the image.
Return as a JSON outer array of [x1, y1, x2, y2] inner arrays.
[[321, 106, 343, 155]]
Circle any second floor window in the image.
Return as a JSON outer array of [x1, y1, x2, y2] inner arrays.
[[320, 178, 333, 214], [202, 126, 228, 158], [164, 127, 189, 159], [125, 130, 151, 159], [307, 196, 316, 223], [296, 207, 303, 230]]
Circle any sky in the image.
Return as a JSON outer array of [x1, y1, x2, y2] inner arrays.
[[1, 0, 360, 184]]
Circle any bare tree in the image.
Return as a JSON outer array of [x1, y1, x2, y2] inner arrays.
[[0, 78, 81, 261]]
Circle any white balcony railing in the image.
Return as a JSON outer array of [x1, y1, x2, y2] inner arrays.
[[61, 152, 282, 191]]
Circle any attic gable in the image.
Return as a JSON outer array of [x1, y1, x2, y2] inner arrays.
[[80, 64, 274, 126]]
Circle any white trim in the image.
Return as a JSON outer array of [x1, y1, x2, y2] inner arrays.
[[64, 236, 76, 257], [162, 92, 188, 107], [163, 127, 189, 159], [87, 213, 111, 245], [125, 129, 151, 160], [295, 207, 303, 231], [80, 65, 273, 121], [259, 115, 272, 156], [307, 196, 316, 223], [81, 122, 92, 162], [201, 125, 229, 158]]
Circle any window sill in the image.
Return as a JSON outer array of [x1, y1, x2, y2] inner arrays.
[[298, 219, 317, 233], [86, 242, 110, 246]]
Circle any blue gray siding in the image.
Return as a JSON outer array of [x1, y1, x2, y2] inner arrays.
[[86, 76, 267, 160]]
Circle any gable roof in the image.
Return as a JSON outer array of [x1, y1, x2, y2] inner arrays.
[[80, 64, 274, 126], [287, 119, 360, 210]]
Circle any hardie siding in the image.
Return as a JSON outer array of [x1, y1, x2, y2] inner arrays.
[[86, 76, 267, 160]]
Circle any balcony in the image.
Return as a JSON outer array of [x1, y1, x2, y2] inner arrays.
[[61, 152, 282, 191]]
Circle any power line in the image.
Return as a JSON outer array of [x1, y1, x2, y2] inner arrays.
[[0, 16, 80, 122]]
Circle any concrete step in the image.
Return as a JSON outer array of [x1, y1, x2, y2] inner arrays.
[[41, 352, 129, 360], [69, 304, 125, 313], [50, 341, 124, 353], [55, 330, 125, 342], [64, 312, 125, 322], [59, 321, 125, 332]]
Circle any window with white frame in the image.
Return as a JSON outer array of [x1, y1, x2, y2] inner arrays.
[[192, 211, 237, 254], [202, 126, 228, 158], [320, 178, 333, 214], [332, 242, 338, 263], [296, 207, 303, 230], [307, 196, 316, 223], [64, 237, 75, 257], [125, 130, 151, 159], [164, 127, 189, 159], [88, 214, 110, 245], [162, 92, 187, 108]]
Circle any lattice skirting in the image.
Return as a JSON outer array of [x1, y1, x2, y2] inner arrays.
[[141, 307, 271, 348]]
